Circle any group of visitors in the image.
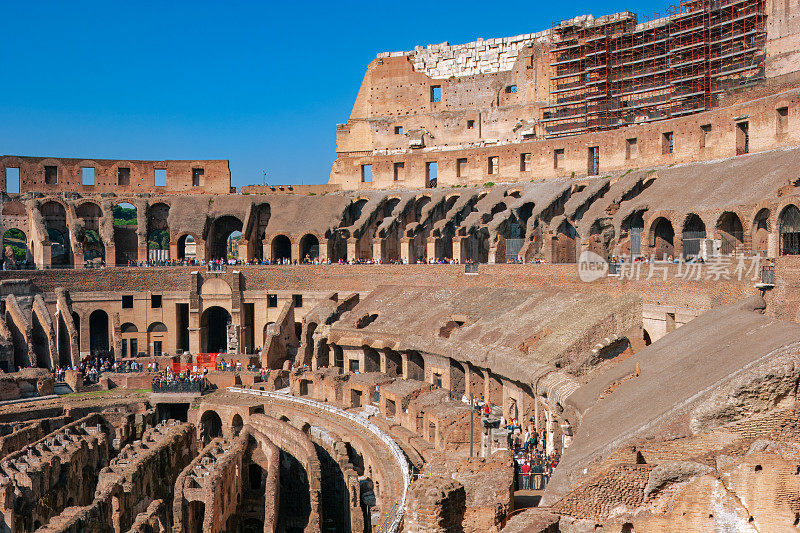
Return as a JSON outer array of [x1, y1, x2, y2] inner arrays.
[[151, 369, 207, 389], [514, 446, 559, 490]]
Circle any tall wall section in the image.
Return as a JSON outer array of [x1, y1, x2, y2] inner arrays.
[[329, 0, 800, 189]]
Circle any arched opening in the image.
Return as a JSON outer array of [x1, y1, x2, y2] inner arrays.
[[40, 201, 70, 266], [207, 216, 243, 261], [622, 211, 646, 258], [120, 322, 139, 358], [299, 234, 319, 263], [226, 230, 242, 260], [752, 208, 771, 257], [147, 203, 170, 262], [587, 219, 614, 261], [342, 199, 368, 227], [232, 414, 243, 436], [201, 306, 231, 353], [147, 322, 167, 356], [332, 345, 344, 368], [199, 410, 223, 444], [271, 235, 292, 262], [177, 234, 197, 261], [643, 329, 652, 346], [277, 449, 312, 532], [113, 202, 138, 265], [57, 314, 71, 367], [716, 212, 744, 255], [384, 348, 403, 377], [3, 229, 27, 267], [552, 220, 577, 263], [246, 203, 271, 260], [406, 351, 424, 381], [187, 500, 206, 533], [31, 313, 52, 370], [682, 214, 706, 260], [76, 202, 104, 265], [363, 346, 380, 372], [780, 205, 800, 255], [327, 231, 348, 262], [89, 310, 110, 356], [450, 359, 466, 395], [650, 217, 675, 260]]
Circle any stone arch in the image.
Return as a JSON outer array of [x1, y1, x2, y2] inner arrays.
[[363, 346, 380, 373], [779, 204, 800, 255], [715, 211, 744, 255], [2, 228, 27, 266], [649, 217, 675, 260], [232, 414, 243, 437], [681, 213, 706, 259], [299, 234, 319, 262], [450, 359, 466, 395], [587, 218, 614, 261], [176, 233, 198, 261], [40, 200, 70, 266], [199, 410, 223, 444], [342, 199, 368, 227], [147, 322, 167, 356], [113, 202, 138, 265], [31, 311, 52, 370], [120, 322, 139, 358], [207, 215, 243, 261], [271, 235, 292, 262], [246, 203, 271, 260], [406, 351, 424, 381], [752, 208, 771, 256], [552, 220, 577, 263], [620, 210, 646, 257], [201, 306, 231, 353], [76, 201, 105, 263], [89, 309, 110, 356]]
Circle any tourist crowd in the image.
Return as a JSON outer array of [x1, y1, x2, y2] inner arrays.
[[151, 369, 206, 388]]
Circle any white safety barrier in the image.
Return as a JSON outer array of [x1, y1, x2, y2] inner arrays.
[[228, 387, 410, 533]]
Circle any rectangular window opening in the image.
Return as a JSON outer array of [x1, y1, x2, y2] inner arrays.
[[361, 164, 373, 183], [192, 168, 204, 187], [505, 85, 517, 93], [5, 168, 20, 194], [425, 161, 437, 188], [118, 167, 131, 186], [267, 294, 278, 308], [122, 295, 134, 309], [736, 121, 749, 155], [488, 156, 499, 175], [292, 294, 303, 308], [777, 107, 789, 136], [554, 149, 565, 170], [393, 162, 405, 181], [81, 167, 95, 186], [625, 138, 638, 160], [467, 120, 475, 129], [662, 132, 674, 155], [394, 126, 403, 135], [154, 169, 167, 187], [151, 294, 162, 309], [520, 153, 531, 172], [456, 158, 468, 178], [430, 85, 441, 103], [588, 146, 599, 176], [700, 124, 712, 149], [44, 166, 57, 185]]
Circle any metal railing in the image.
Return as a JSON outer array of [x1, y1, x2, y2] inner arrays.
[[228, 387, 410, 533], [761, 264, 775, 285], [151, 381, 206, 393], [465, 263, 479, 274]]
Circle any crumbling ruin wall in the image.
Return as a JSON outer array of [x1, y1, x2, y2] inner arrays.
[[404, 476, 466, 533], [0, 415, 70, 458], [38, 420, 196, 533], [0, 413, 110, 532]]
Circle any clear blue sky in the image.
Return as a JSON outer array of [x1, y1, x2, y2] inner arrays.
[[0, 0, 666, 187]]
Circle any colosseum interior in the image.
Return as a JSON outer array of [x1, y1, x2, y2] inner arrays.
[[5, 0, 800, 531]]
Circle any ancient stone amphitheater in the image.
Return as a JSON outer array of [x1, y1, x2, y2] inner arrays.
[[4, 0, 800, 531]]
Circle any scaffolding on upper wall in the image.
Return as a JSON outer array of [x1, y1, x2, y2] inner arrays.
[[541, 0, 767, 138]]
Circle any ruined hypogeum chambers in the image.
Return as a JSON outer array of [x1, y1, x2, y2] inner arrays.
[[5, 0, 800, 531]]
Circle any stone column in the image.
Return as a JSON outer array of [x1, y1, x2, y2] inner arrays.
[[400, 352, 409, 380], [373, 240, 382, 262], [400, 239, 410, 263], [291, 240, 301, 263], [426, 239, 436, 262], [452, 238, 462, 264], [346, 238, 357, 262]]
